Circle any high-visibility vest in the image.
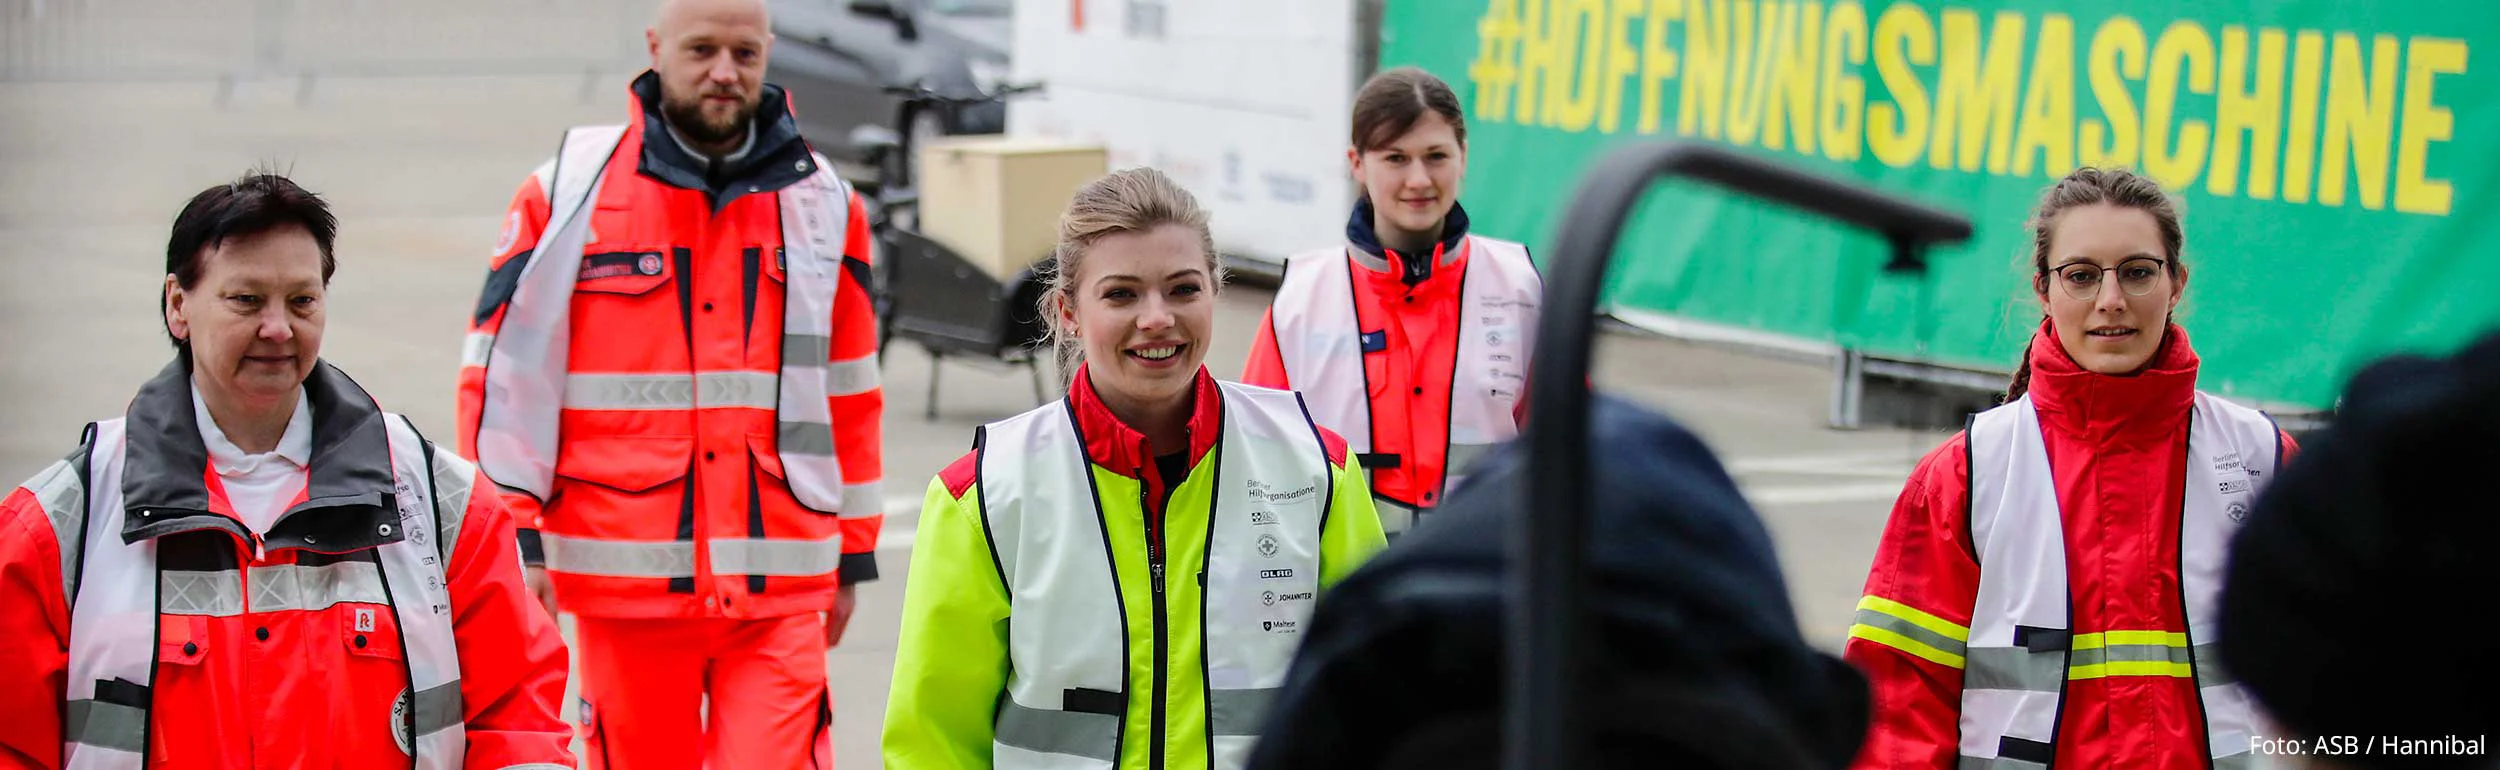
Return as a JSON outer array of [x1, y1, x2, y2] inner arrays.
[[31, 396, 470, 768], [468, 123, 870, 581], [1957, 391, 2281, 769], [1269, 235, 1539, 534], [976, 382, 1332, 770]]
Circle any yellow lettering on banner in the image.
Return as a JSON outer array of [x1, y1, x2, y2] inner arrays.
[[2081, 17, 2147, 169], [2318, 33, 2400, 209], [1598, 0, 1647, 133], [1548, 0, 1608, 132], [1765, 1, 1825, 153], [1517, 0, 1558, 126], [1930, 9, 2026, 173], [1682, 0, 1731, 137], [2211, 27, 2289, 199], [2143, 20, 2215, 190], [1867, 3, 1935, 168], [1730, 1, 1790, 143], [1638, 0, 1686, 134], [1821, 1, 1869, 161], [1726, 0, 1772, 144], [1470, 0, 1527, 123], [2280, 30, 2327, 203], [2395, 37, 2467, 215], [2013, 13, 2077, 177]]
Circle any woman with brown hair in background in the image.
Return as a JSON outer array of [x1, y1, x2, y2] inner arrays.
[[1243, 66, 1543, 539]]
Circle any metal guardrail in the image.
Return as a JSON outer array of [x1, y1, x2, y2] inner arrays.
[[2, 0, 657, 82]]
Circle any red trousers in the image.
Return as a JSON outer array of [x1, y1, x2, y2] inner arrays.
[[576, 613, 833, 769]]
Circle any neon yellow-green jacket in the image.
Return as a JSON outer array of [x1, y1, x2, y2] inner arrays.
[[882, 369, 1386, 770]]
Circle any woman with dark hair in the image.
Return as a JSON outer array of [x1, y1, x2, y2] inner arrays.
[[0, 173, 573, 768], [1243, 66, 1542, 539], [1844, 167, 2300, 769]]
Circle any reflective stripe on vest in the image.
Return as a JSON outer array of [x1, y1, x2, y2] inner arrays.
[[54, 414, 470, 769], [976, 382, 1331, 770], [1958, 392, 2279, 768], [540, 532, 844, 578], [471, 124, 870, 518], [1270, 235, 1538, 533]]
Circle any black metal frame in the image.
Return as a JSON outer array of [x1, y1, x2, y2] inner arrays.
[[1512, 142, 1972, 769]]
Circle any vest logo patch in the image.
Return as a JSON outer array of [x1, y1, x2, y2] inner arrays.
[[1262, 620, 1299, 634], [1247, 480, 1317, 505], [495, 210, 523, 255], [2219, 479, 2253, 495], [1251, 510, 1278, 526], [1259, 568, 1293, 580], [391, 688, 414, 755], [1260, 590, 1320, 607], [1360, 329, 1388, 353], [355, 608, 377, 633], [579, 251, 665, 281], [2228, 501, 2250, 523], [1257, 535, 1280, 558]]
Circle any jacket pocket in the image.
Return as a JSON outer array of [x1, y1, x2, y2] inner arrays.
[[555, 436, 695, 493], [157, 615, 210, 666], [339, 602, 405, 661], [551, 436, 696, 532], [331, 602, 413, 762]]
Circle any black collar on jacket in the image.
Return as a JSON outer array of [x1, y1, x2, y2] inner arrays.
[[1345, 198, 1473, 285], [629, 70, 820, 212], [118, 358, 407, 555]]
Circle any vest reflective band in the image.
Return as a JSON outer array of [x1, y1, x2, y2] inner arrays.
[[46, 414, 469, 769], [470, 124, 873, 522], [1958, 392, 2279, 770], [1269, 235, 1538, 533], [976, 382, 1332, 770]]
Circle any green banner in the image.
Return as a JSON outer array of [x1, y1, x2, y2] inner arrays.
[[1382, 0, 2500, 409]]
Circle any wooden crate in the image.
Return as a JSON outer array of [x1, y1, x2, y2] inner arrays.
[[914, 136, 1110, 280]]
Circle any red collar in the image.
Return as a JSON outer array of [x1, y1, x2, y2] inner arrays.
[[1067, 363, 1224, 477], [1355, 237, 1473, 297], [2026, 318, 2201, 442]]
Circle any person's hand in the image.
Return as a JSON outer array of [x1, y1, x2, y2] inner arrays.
[[524, 564, 557, 620], [825, 584, 859, 648]]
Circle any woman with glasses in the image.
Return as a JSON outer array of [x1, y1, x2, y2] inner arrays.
[[1841, 167, 2300, 769]]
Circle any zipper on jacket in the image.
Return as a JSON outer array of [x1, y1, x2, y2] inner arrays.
[[1140, 460, 1169, 770]]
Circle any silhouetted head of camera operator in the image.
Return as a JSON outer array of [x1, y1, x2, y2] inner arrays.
[[2220, 331, 2500, 770]]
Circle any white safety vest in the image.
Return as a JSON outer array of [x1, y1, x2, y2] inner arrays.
[[27, 410, 471, 769], [469, 123, 868, 516], [975, 382, 1333, 770], [1958, 392, 2280, 770], [1270, 235, 1539, 534]]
